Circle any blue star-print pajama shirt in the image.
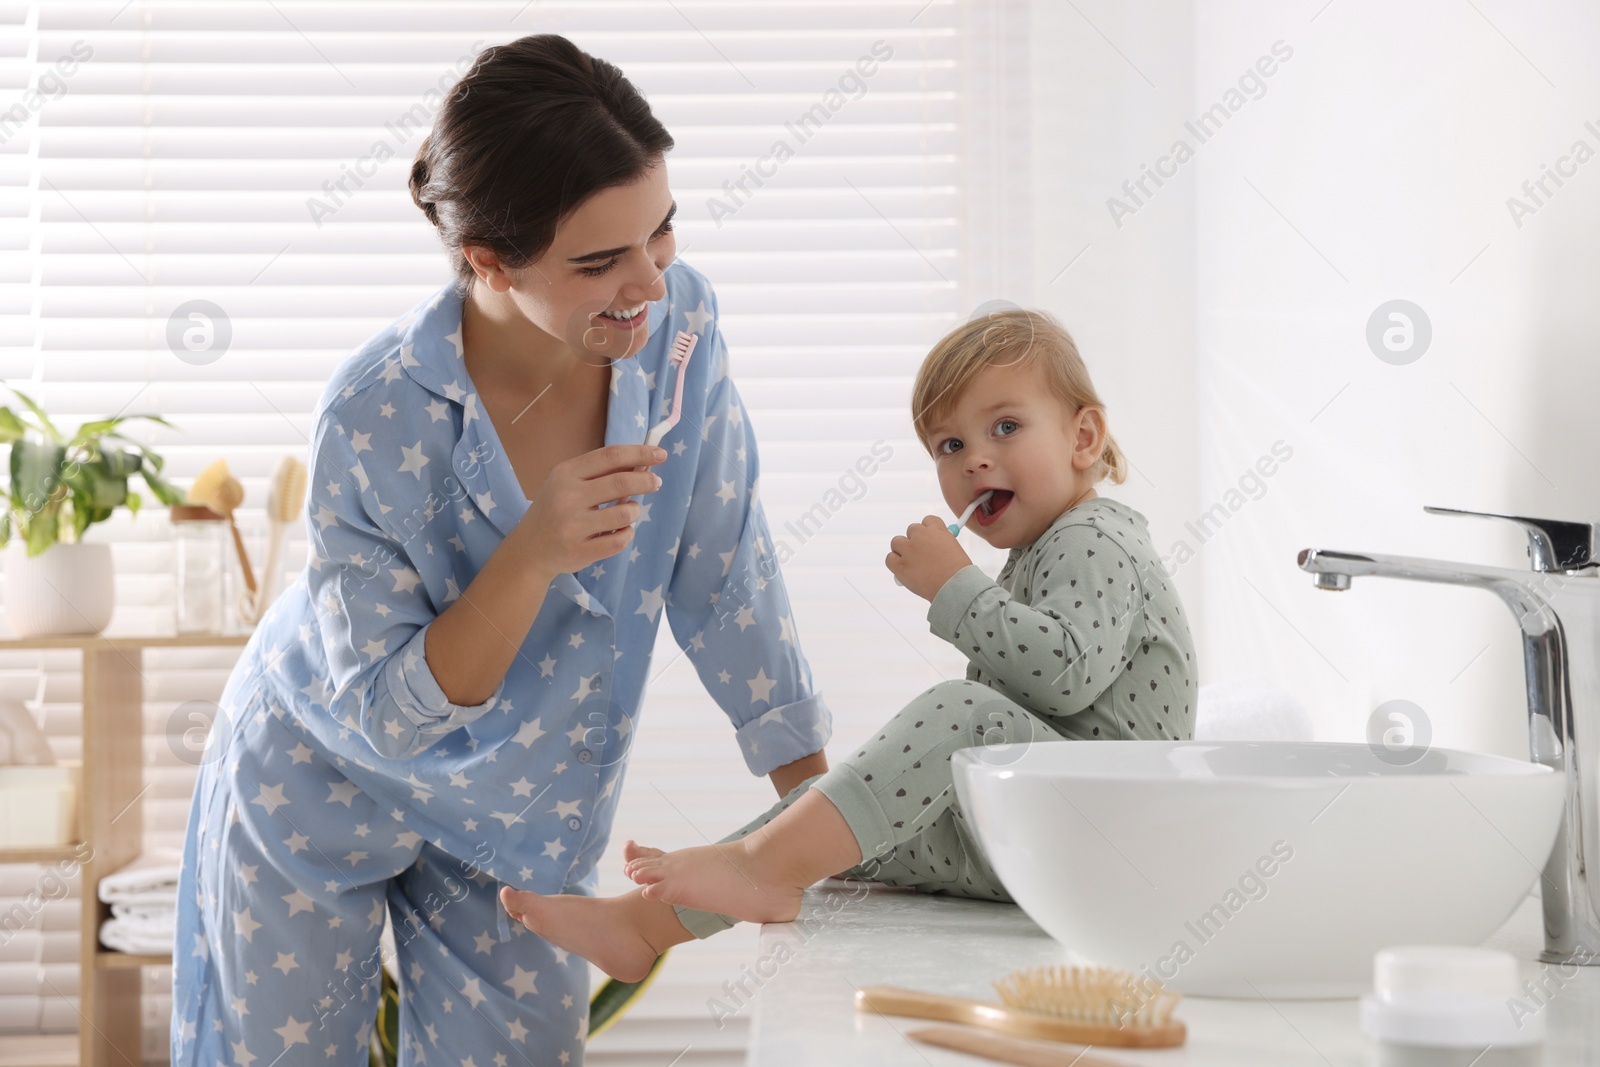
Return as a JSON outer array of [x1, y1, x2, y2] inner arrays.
[[171, 261, 833, 1066]]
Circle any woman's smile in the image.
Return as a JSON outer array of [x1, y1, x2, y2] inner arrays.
[[596, 302, 649, 329]]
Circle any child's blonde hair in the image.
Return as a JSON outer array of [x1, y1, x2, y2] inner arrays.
[[911, 307, 1128, 485]]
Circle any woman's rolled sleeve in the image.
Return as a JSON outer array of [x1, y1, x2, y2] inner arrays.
[[729, 690, 832, 777], [373, 624, 506, 755]]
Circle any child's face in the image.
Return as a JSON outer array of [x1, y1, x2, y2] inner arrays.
[[924, 359, 1105, 550]]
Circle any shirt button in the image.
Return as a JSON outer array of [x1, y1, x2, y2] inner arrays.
[[566, 816, 581, 831], [577, 750, 592, 763]]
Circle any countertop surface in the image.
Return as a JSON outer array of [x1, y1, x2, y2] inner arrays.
[[746, 880, 1599, 1065]]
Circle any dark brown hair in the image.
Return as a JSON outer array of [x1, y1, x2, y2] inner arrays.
[[409, 34, 675, 294]]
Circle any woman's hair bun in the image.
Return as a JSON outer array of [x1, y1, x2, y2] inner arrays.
[[410, 34, 676, 292], [408, 150, 440, 227]]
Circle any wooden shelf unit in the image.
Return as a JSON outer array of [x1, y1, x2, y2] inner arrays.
[[0, 846, 83, 865], [0, 631, 249, 1067]]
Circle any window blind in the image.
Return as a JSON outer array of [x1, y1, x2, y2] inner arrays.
[[0, 0, 1023, 1060]]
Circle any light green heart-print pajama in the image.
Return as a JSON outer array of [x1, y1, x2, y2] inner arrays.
[[674, 496, 1197, 938]]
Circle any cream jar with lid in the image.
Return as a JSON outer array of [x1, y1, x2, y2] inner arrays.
[[1360, 946, 1543, 1066]]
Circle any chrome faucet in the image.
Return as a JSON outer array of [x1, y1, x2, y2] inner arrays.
[[1299, 505, 1599, 965]]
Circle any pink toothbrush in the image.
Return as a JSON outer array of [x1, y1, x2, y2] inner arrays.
[[631, 330, 698, 478], [647, 330, 698, 449]]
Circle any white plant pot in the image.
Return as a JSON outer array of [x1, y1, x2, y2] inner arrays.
[[3, 540, 115, 637]]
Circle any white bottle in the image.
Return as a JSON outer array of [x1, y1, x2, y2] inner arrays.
[[0, 697, 53, 765]]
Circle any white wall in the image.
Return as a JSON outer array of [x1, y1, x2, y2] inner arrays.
[[1027, 2, 1203, 671], [1189, 0, 1600, 758], [1028, 0, 1600, 761]]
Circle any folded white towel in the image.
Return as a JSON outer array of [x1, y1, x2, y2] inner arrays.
[[104, 906, 173, 933], [99, 909, 174, 956], [97, 849, 182, 906], [102, 888, 176, 910], [1194, 678, 1315, 742], [110, 901, 174, 923]]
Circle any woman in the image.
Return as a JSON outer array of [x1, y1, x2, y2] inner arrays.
[[172, 34, 833, 1065]]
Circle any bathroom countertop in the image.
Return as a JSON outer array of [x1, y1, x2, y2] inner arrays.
[[745, 880, 1599, 1065]]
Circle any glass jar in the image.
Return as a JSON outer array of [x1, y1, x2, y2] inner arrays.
[[170, 504, 232, 634]]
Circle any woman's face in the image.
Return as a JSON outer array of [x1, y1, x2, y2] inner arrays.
[[504, 160, 678, 365]]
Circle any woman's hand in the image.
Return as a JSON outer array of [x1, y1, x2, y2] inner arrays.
[[515, 443, 667, 576], [886, 516, 973, 602]]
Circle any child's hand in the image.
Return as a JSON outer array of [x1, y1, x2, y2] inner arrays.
[[886, 516, 973, 602]]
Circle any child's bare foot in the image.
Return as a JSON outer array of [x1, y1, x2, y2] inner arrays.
[[499, 885, 691, 983], [622, 838, 806, 925], [622, 791, 865, 926], [622, 838, 663, 865]]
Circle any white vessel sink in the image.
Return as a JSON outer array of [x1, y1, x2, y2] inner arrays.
[[951, 740, 1565, 997]]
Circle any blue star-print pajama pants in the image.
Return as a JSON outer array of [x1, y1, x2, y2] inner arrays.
[[172, 663, 588, 1067], [672, 678, 1063, 938]]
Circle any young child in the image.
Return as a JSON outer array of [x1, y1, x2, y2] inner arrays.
[[501, 306, 1197, 982]]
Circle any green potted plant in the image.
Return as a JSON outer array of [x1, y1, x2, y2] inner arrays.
[[0, 385, 183, 637]]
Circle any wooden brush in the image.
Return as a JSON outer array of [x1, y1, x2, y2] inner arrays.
[[855, 964, 1185, 1048], [908, 1025, 1136, 1066], [187, 458, 255, 595]]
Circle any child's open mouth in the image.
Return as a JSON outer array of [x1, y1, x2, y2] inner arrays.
[[973, 489, 1013, 526]]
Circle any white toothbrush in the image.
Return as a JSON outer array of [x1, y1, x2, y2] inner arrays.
[[894, 490, 995, 586], [949, 490, 996, 535]]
